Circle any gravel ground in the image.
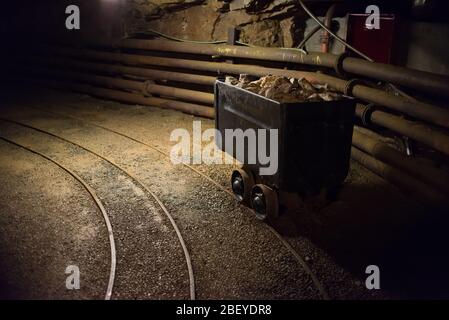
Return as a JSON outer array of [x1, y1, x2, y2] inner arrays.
[[0, 121, 189, 300], [0, 140, 109, 299], [1, 87, 448, 299]]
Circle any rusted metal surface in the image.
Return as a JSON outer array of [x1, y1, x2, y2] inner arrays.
[[25, 54, 449, 161], [12, 63, 449, 200], [352, 128, 449, 195], [12, 41, 449, 206], [351, 147, 447, 206], [30, 56, 216, 86], [356, 104, 449, 157], [42, 45, 449, 128], [87, 38, 449, 98], [28, 67, 214, 106], [25, 54, 449, 159], [27, 77, 215, 118], [321, 3, 338, 53]]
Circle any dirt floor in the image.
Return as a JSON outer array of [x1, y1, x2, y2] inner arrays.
[[0, 85, 448, 300]]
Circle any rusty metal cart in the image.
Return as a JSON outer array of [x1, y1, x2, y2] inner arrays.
[[214, 79, 356, 221]]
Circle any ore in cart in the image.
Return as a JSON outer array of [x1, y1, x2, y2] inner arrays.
[[214, 79, 356, 222]]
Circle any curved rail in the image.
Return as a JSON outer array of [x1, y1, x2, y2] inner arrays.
[[0, 136, 116, 300], [24, 104, 330, 299], [0, 118, 196, 300]]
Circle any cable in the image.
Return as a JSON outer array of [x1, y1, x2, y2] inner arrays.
[[297, 24, 321, 50], [124, 29, 227, 44], [296, 0, 416, 101], [296, 0, 373, 62], [126, 28, 249, 47], [127, 15, 414, 100]]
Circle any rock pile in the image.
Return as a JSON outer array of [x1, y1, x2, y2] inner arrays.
[[225, 74, 343, 103]]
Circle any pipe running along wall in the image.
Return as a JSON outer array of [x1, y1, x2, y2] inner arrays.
[[351, 147, 447, 207], [16, 48, 449, 204], [352, 128, 449, 195], [21, 76, 214, 119], [355, 104, 449, 157], [40, 46, 449, 129], [23, 54, 449, 158], [88, 39, 449, 99], [26, 66, 214, 106]]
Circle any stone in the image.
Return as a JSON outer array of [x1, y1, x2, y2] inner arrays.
[[124, 0, 306, 47]]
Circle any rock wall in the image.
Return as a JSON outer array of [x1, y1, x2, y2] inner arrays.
[[124, 0, 308, 47]]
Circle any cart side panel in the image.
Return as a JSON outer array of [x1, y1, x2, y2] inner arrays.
[[214, 80, 282, 187], [281, 100, 355, 194]]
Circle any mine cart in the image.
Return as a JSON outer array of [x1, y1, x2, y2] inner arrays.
[[214, 79, 356, 221]]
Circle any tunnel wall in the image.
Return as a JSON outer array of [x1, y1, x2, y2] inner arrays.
[[1, 1, 449, 75]]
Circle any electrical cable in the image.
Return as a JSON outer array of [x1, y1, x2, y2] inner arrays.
[[128, 29, 227, 44], [124, 9, 414, 100], [124, 29, 251, 46], [296, 0, 373, 62], [297, 24, 321, 50], [296, 0, 415, 101]]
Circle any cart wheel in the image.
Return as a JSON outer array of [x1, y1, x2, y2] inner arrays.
[[231, 169, 254, 204], [250, 184, 279, 221]]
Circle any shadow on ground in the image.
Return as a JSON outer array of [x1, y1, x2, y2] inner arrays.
[[273, 177, 449, 299]]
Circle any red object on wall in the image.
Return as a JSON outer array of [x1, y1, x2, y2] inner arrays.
[[346, 14, 397, 64]]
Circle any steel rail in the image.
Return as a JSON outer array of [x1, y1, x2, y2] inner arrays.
[[35, 96, 449, 205], [0, 117, 196, 300], [24, 102, 330, 300], [0, 135, 117, 300]]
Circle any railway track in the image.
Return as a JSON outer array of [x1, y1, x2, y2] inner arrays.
[[0, 117, 195, 300], [0, 136, 117, 300], [5, 100, 330, 300]]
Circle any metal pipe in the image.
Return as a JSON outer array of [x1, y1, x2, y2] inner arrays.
[[85, 39, 449, 98], [14, 65, 449, 199], [352, 128, 449, 195], [297, 25, 321, 50], [321, 3, 338, 53], [29, 55, 449, 157], [351, 147, 447, 206], [29, 56, 216, 86], [43, 46, 449, 128], [316, 72, 449, 129], [45, 79, 215, 118], [13, 70, 215, 118], [356, 104, 449, 157], [342, 57, 449, 98], [27, 66, 215, 106]]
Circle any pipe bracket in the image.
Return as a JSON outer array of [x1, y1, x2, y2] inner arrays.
[[344, 78, 364, 96], [361, 103, 376, 126], [333, 52, 349, 77], [143, 80, 155, 97]]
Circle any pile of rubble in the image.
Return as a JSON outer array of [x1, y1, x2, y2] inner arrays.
[[225, 74, 343, 103]]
